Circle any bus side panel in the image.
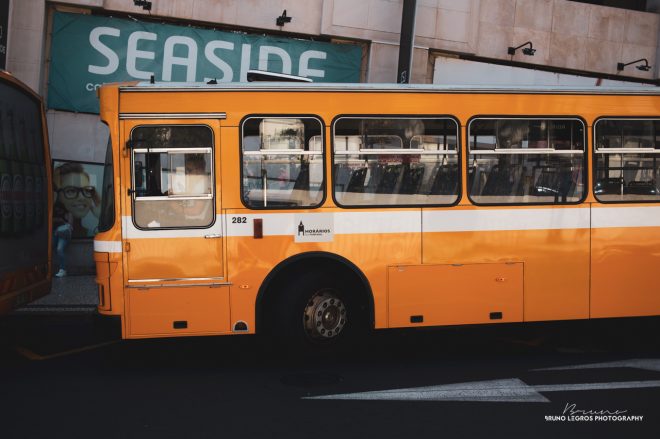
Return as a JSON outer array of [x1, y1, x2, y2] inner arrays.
[[96, 84, 124, 319], [225, 209, 422, 331], [126, 237, 224, 280], [218, 125, 243, 210], [422, 209, 590, 322], [126, 285, 231, 337], [388, 263, 523, 328], [591, 206, 660, 318]]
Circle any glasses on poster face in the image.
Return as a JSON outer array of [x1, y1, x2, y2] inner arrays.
[[58, 186, 95, 199]]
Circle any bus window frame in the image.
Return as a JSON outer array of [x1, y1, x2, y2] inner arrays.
[[239, 114, 327, 211], [129, 123, 217, 231], [97, 133, 115, 233], [593, 116, 660, 205], [330, 114, 462, 209], [466, 115, 588, 207]]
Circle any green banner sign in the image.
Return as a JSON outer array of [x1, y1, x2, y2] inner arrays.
[[48, 12, 362, 114]]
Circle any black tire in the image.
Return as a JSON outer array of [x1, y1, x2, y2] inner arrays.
[[271, 270, 366, 353]]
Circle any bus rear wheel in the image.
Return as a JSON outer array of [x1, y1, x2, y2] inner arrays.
[[273, 272, 362, 350], [302, 289, 347, 340]]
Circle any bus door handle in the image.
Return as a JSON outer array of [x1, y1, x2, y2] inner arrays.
[[204, 234, 222, 239]]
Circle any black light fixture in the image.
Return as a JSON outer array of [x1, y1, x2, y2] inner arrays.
[[617, 58, 651, 72], [508, 41, 536, 56], [276, 10, 292, 27], [133, 0, 152, 11]]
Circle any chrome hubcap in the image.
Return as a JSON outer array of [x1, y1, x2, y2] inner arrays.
[[303, 290, 347, 339]]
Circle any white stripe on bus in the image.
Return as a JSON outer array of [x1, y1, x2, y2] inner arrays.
[[122, 215, 224, 239], [422, 208, 590, 233], [93, 240, 123, 253], [108, 206, 659, 241], [223, 211, 422, 237], [591, 206, 660, 229], [97, 205, 658, 251], [336, 211, 421, 234]]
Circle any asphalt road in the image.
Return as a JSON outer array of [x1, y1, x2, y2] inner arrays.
[[1, 313, 659, 439]]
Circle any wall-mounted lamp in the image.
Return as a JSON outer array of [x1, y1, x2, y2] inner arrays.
[[276, 10, 292, 27], [617, 58, 651, 72], [133, 0, 152, 11], [508, 41, 536, 56]]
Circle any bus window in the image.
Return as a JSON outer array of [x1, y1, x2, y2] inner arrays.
[[332, 117, 459, 207], [594, 119, 660, 202], [131, 125, 214, 228], [468, 118, 585, 205], [241, 117, 324, 209]]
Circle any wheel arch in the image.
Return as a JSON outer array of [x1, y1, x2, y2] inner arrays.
[[255, 251, 375, 334]]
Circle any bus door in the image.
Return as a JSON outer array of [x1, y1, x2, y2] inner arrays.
[[121, 120, 229, 337]]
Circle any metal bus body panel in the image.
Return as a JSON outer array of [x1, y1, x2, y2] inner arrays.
[[93, 231, 124, 317], [125, 284, 231, 337], [224, 207, 422, 331], [421, 204, 592, 322], [93, 82, 660, 339], [95, 85, 125, 320], [118, 89, 660, 128], [119, 118, 224, 282], [591, 204, 660, 318], [115, 118, 228, 337], [388, 262, 524, 327]]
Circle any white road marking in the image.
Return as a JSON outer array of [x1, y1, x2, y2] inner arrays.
[[304, 378, 660, 403], [534, 358, 660, 373], [306, 378, 549, 402]]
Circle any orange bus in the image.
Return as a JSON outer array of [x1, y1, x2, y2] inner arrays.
[[94, 81, 660, 347], [0, 70, 52, 314]]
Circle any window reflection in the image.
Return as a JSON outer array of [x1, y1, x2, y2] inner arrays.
[[468, 119, 585, 204], [241, 117, 324, 208], [594, 119, 660, 202], [131, 125, 214, 228], [333, 117, 459, 206]]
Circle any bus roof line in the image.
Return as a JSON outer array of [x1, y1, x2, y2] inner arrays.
[[117, 82, 660, 95]]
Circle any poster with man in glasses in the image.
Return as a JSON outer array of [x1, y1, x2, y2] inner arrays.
[[52, 160, 103, 238]]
